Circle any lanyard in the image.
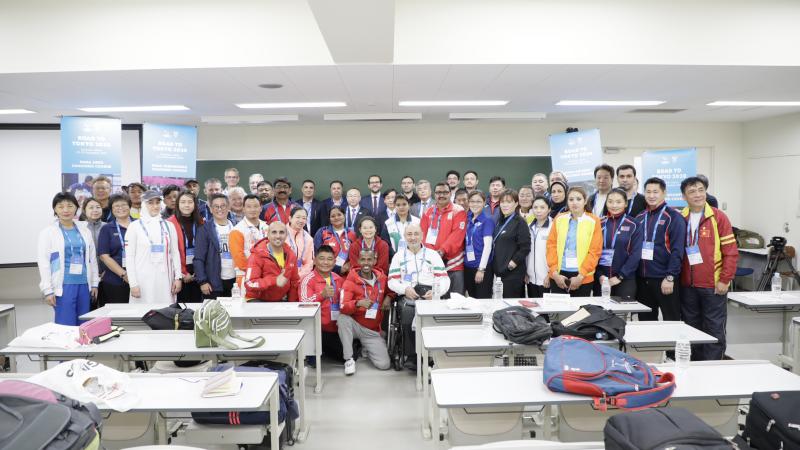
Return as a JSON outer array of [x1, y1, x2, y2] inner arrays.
[[404, 247, 427, 283], [430, 206, 443, 230], [288, 228, 307, 259], [530, 217, 549, 240], [686, 215, 701, 246], [627, 197, 635, 215], [328, 275, 336, 300], [466, 215, 477, 247], [141, 219, 166, 246], [181, 222, 196, 249], [602, 215, 624, 250], [330, 227, 349, 253], [59, 224, 85, 256], [361, 277, 380, 303], [115, 221, 126, 252], [360, 238, 376, 252], [643, 205, 667, 243], [272, 201, 288, 224], [494, 213, 516, 241]]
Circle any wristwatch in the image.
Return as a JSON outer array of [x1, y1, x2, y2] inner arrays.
[[665, 275, 674, 282], [617, 274, 624, 281]]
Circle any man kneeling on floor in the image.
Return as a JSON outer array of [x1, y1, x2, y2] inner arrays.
[[339, 248, 393, 374]]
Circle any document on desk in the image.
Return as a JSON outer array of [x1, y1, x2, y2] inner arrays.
[[202, 368, 243, 398]]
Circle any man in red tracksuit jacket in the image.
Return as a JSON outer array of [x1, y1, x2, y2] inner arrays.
[[299, 245, 346, 361], [679, 177, 738, 361], [244, 222, 300, 301], [420, 182, 467, 295], [338, 248, 392, 375]]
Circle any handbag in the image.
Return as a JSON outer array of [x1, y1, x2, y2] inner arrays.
[[142, 303, 195, 330], [414, 284, 432, 298], [78, 317, 122, 345], [194, 299, 265, 350]]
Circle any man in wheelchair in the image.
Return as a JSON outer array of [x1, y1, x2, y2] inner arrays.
[[387, 224, 450, 371]]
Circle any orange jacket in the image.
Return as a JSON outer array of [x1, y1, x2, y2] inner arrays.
[[545, 212, 603, 285]]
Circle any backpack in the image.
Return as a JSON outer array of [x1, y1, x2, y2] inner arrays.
[[492, 306, 552, 346], [0, 380, 102, 450], [551, 304, 627, 349], [604, 407, 737, 450], [733, 227, 765, 250], [191, 364, 300, 446], [742, 390, 800, 449], [194, 299, 264, 350], [543, 336, 675, 411]]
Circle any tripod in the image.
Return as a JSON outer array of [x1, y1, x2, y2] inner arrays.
[[756, 241, 800, 291]]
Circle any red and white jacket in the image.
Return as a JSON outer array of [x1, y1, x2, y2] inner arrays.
[[244, 239, 299, 302], [299, 270, 343, 333], [340, 269, 391, 332], [348, 236, 390, 275], [419, 202, 467, 271], [260, 200, 297, 225]]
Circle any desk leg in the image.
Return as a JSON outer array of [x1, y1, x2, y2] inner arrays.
[[269, 382, 280, 450], [314, 312, 323, 393], [155, 412, 168, 444], [296, 345, 309, 442], [39, 356, 47, 372], [415, 315, 422, 391], [431, 383, 442, 442], [793, 318, 800, 375], [5, 311, 17, 372], [421, 350, 432, 440], [543, 405, 552, 440], [778, 310, 796, 370]]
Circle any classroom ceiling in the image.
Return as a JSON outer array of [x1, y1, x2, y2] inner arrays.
[[1, 64, 799, 125]]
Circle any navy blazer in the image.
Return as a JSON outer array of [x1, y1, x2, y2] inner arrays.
[[360, 193, 387, 217], [193, 220, 224, 293], [598, 214, 643, 280], [297, 198, 324, 237], [319, 197, 347, 228]]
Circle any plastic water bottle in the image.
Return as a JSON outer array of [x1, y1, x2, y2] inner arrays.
[[432, 278, 441, 300], [772, 273, 782, 298], [675, 336, 691, 369], [231, 281, 243, 305], [601, 278, 611, 303], [493, 277, 504, 300]]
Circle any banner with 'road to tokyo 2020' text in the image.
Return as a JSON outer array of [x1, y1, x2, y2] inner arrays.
[[60, 116, 122, 202], [642, 148, 697, 208], [548, 129, 603, 183], [142, 123, 197, 190]]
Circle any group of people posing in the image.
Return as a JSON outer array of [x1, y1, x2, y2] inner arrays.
[[38, 164, 738, 375]]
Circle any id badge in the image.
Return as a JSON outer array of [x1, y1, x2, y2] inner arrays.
[[330, 302, 340, 321], [69, 254, 83, 275], [641, 242, 655, 260], [687, 245, 703, 265], [425, 229, 438, 245], [335, 251, 347, 267], [185, 248, 194, 265], [150, 244, 165, 263], [365, 304, 378, 319], [564, 249, 578, 269], [397, 240, 407, 251], [221, 251, 233, 268], [599, 249, 614, 266], [466, 244, 476, 262], [403, 272, 413, 282]]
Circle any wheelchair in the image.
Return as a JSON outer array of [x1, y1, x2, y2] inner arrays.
[[386, 296, 409, 371]]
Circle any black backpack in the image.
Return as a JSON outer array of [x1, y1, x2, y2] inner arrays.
[[742, 391, 800, 449], [0, 380, 103, 450], [605, 407, 737, 450], [492, 306, 552, 346], [551, 304, 626, 349], [142, 302, 195, 330]]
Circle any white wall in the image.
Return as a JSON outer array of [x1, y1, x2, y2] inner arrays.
[[742, 112, 800, 246], [198, 120, 744, 224]]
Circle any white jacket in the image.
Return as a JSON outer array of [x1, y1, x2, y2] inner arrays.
[[526, 218, 552, 286], [37, 221, 99, 297]]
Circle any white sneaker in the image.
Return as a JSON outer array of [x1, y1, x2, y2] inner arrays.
[[344, 358, 356, 376]]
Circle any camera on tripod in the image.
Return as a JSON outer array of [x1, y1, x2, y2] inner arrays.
[[768, 236, 787, 253]]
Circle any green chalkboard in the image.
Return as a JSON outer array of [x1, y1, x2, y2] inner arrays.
[[197, 157, 551, 201]]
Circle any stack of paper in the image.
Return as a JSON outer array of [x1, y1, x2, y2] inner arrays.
[[201, 368, 243, 398]]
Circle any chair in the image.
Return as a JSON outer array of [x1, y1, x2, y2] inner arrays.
[[732, 267, 755, 291]]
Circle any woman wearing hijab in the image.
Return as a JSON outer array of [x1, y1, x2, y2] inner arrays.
[[548, 181, 568, 218], [125, 190, 183, 303]]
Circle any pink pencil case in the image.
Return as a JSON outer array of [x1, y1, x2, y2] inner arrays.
[[78, 317, 112, 345]]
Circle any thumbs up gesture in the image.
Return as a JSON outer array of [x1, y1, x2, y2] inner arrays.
[[276, 268, 288, 288]]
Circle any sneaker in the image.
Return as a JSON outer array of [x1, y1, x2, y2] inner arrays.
[[344, 358, 356, 376]]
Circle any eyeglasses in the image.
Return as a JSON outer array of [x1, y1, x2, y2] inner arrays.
[[434, 191, 450, 195], [211, 204, 228, 210]]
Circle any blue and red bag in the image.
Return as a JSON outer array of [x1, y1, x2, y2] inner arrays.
[[543, 336, 676, 411]]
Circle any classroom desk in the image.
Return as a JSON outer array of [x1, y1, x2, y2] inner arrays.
[[81, 301, 325, 393], [0, 304, 16, 372], [419, 321, 716, 439], [413, 298, 651, 390], [793, 316, 800, 375], [430, 360, 800, 441], [727, 291, 800, 369], [0, 371, 281, 449], [2, 328, 309, 442]]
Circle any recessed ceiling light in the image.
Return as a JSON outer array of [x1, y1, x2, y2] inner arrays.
[[78, 105, 190, 112], [399, 100, 508, 107], [236, 102, 346, 109], [0, 109, 36, 115], [449, 112, 546, 120], [707, 101, 800, 106], [556, 100, 665, 106], [258, 83, 284, 89]]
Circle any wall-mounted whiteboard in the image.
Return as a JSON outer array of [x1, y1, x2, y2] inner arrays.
[[0, 128, 140, 265]]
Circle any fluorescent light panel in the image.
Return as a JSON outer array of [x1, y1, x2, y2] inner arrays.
[[324, 113, 422, 121], [201, 114, 299, 124], [449, 112, 546, 120], [399, 100, 508, 107], [707, 101, 800, 106], [78, 105, 189, 112], [0, 109, 36, 115], [236, 102, 346, 109], [556, 100, 665, 106]]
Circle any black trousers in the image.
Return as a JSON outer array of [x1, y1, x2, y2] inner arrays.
[[177, 265, 203, 303], [205, 278, 235, 300], [500, 273, 526, 298], [526, 283, 549, 298], [464, 266, 494, 298], [97, 281, 130, 307], [636, 277, 681, 321], [549, 271, 593, 297], [681, 287, 727, 360]]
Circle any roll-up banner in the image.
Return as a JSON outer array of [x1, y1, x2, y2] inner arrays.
[[142, 122, 197, 189], [61, 116, 122, 202]]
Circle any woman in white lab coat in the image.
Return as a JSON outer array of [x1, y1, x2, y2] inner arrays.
[[125, 190, 182, 303]]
